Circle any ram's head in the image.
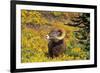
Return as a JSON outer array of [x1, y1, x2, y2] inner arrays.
[[46, 28, 66, 42]]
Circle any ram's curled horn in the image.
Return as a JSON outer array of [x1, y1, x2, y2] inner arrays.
[[55, 29, 66, 40]]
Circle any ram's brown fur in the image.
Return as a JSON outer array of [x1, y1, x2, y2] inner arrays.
[[48, 29, 66, 58]]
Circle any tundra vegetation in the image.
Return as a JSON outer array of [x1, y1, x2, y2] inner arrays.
[[21, 10, 90, 63]]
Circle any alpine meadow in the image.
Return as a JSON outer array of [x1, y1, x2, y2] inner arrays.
[[21, 10, 90, 63]]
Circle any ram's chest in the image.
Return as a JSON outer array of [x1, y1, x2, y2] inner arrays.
[[48, 40, 65, 49], [53, 40, 63, 47]]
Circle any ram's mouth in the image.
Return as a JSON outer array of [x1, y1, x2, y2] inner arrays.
[[46, 35, 50, 39]]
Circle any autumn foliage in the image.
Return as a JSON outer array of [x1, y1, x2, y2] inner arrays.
[[21, 10, 90, 63]]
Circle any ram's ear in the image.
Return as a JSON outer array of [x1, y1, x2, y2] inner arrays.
[[56, 29, 65, 40]]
